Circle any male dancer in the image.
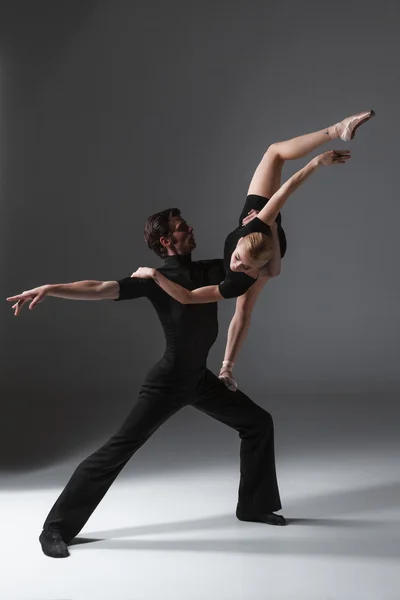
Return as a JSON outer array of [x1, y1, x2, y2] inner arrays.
[[7, 207, 285, 559]]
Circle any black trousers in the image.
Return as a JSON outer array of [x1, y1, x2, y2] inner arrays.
[[43, 369, 281, 542]]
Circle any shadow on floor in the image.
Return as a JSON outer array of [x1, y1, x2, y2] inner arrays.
[[71, 480, 400, 560], [70, 533, 400, 560], [84, 479, 400, 539]]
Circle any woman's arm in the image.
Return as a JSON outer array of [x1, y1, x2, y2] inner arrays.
[[219, 271, 270, 374], [257, 150, 350, 226], [219, 222, 281, 385], [131, 267, 223, 304]]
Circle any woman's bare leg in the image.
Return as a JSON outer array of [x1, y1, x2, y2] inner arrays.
[[248, 125, 336, 198], [248, 109, 374, 198]]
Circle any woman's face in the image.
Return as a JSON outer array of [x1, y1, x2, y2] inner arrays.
[[230, 238, 262, 273]]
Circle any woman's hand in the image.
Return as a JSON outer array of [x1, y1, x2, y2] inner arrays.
[[317, 149, 351, 166], [218, 367, 238, 392], [6, 285, 51, 316], [131, 267, 156, 279]]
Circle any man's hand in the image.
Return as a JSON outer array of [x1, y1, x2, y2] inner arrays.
[[6, 285, 51, 316], [131, 267, 156, 279], [317, 149, 351, 166], [242, 210, 280, 228], [241, 209, 259, 226]]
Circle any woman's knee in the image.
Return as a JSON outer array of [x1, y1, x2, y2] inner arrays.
[[265, 143, 284, 163]]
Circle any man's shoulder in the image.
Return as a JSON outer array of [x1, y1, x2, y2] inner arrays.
[[194, 258, 224, 267], [194, 258, 224, 273], [194, 258, 225, 282]]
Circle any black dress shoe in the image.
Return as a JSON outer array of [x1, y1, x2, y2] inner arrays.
[[39, 530, 70, 558], [236, 509, 287, 526]]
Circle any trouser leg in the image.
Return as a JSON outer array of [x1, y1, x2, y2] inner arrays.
[[43, 390, 184, 542], [192, 370, 281, 513]]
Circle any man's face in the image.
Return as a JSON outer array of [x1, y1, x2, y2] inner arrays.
[[164, 216, 196, 255]]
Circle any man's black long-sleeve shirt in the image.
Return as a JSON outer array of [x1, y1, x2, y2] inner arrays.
[[115, 254, 225, 375]]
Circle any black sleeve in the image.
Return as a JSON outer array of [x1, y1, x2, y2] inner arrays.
[[218, 271, 257, 299], [197, 258, 226, 283], [114, 277, 157, 301], [239, 194, 282, 226]]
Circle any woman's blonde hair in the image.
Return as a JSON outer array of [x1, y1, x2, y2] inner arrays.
[[241, 232, 273, 264]]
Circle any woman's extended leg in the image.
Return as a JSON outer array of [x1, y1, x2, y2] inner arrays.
[[248, 110, 374, 198]]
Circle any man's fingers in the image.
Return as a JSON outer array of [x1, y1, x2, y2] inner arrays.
[[29, 295, 43, 310], [9, 296, 37, 314], [242, 209, 259, 225], [7, 292, 32, 302], [13, 298, 27, 316]]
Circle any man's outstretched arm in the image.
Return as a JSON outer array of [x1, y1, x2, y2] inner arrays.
[[6, 280, 119, 315]]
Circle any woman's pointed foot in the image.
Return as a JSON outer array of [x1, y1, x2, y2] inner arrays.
[[332, 109, 375, 141]]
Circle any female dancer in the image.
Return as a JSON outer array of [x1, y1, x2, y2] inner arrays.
[[131, 110, 374, 307]]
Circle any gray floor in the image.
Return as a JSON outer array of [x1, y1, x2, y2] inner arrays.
[[1, 393, 399, 600]]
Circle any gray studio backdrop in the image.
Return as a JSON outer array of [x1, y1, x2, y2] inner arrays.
[[1, 0, 399, 469]]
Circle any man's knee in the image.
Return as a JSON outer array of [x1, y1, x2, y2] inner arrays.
[[260, 409, 273, 430], [250, 408, 273, 436]]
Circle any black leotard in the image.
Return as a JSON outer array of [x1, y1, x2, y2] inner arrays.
[[218, 195, 287, 299]]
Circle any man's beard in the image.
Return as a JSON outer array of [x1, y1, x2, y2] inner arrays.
[[186, 235, 196, 250]]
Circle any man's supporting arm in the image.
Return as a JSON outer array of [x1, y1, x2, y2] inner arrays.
[[131, 268, 224, 304]]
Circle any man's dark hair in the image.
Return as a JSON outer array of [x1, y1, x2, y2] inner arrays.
[[144, 208, 181, 258]]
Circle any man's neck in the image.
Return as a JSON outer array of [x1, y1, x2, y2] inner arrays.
[[165, 249, 190, 257], [164, 251, 192, 264]]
